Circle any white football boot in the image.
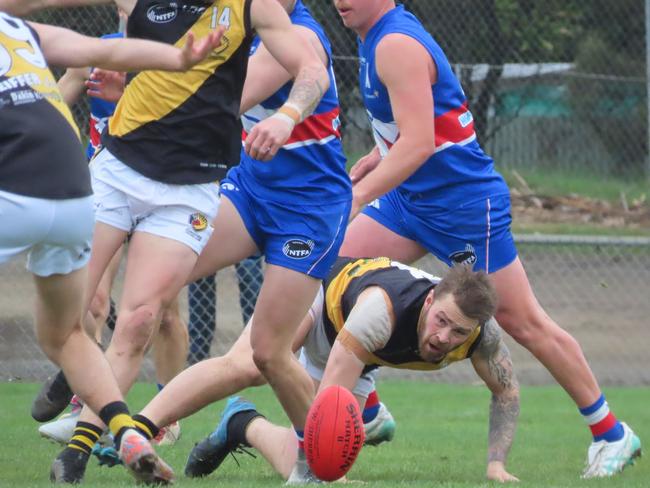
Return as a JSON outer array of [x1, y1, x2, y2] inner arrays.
[[364, 402, 396, 446], [582, 423, 642, 478]]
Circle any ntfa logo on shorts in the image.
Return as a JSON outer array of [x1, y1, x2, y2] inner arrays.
[[449, 244, 477, 267], [283, 239, 314, 259], [147, 4, 177, 23], [189, 213, 208, 231]]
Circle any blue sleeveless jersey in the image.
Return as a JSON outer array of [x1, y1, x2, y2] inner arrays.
[[86, 32, 122, 159], [358, 6, 508, 204], [239, 0, 351, 204]]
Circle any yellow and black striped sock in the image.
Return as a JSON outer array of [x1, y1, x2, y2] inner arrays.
[[132, 414, 160, 440], [67, 421, 103, 455], [98, 401, 136, 449]]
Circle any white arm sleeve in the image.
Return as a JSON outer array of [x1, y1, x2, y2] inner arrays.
[[341, 288, 393, 353]]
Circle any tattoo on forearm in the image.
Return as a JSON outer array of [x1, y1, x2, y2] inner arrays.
[[478, 319, 520, 463], [488, 389, 520, 463], [287, 65, 325, 118]]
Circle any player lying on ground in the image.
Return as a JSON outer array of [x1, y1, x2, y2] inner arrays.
[[129, 258, 520, 483], [0, 7, 223, 484]]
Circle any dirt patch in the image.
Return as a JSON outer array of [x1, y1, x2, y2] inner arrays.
[[511, 188, 650, 230]]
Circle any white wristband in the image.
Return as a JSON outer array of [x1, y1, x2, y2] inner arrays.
[[270, 111, 296, 131]]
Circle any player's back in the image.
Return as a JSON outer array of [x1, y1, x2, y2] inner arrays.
[[0, 12, 90, 200]]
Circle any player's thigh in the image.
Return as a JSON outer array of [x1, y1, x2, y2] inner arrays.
[[121, 231, 198, 311], [190, 194, 259, 282], [341, 194, 427, 263]]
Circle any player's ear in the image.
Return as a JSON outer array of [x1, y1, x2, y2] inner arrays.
[[425, 289, 435, 307]]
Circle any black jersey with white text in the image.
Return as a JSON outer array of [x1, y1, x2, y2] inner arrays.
[[0, 12, 90, 199], [103, 0, 254, 184], [322, 257, 484, 372]]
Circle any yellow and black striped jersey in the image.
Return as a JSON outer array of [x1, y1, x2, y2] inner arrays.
[[103, 0, 254, 184], [323, 257, 484, 372], [0, 12, 90, 199]]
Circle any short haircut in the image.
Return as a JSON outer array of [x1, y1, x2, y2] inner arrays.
[[434, 265, 498, 325]]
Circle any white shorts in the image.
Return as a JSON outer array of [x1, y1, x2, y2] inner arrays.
[[0, 189, 93, 277], [299, 287, 378, 399], [90, 148, 220, 254]]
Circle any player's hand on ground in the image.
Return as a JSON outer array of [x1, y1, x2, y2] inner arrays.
[[86, 69, 126, 103], [486, 461, 519, 483], [244, 117, 293, 162], [180, 26, 227, 69], [349, 146, 381, 185]]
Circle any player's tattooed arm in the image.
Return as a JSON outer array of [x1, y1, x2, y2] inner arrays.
[[471, 319, 520, 468], [285, 65, 325, 120]]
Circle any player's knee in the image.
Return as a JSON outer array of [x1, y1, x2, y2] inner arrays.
[[38, 322, 85, 362], [89, 289, 110, 322], [223, 354, 266, 388], [251, 347, 285, 377], [497, 306, 555, 348], [114, 304, 159, 351]]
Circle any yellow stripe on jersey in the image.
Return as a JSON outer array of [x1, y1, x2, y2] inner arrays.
[[325, 257, 482, 371], [0, 19, 80, 139], [325, 257, 393, 335], [109, 1, 248, 137]]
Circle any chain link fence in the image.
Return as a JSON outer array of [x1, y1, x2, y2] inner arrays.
[[2, 236, 649, 385], [35, 1, 650, 179], [4, 2, 648, 384]]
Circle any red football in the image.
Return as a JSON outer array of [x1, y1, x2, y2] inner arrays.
[[304, 385, 365, 481]]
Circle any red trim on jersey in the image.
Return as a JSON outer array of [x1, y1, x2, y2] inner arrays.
[[590, 412, 618, 437], [286, 107, 340, 144], [242, 108, 340, 145], [434, 102, 476, 148], [89, 118, 101, 151]]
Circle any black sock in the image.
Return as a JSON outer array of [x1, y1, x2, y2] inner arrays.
[[98, 401, 134, 449], [227, 410, 264, 447], [67, 421, 103, 455], [132, 414, 160, 440]]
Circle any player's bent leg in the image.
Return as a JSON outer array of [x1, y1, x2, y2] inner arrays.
[[88, 245, 123, 341], [139, 324, 266, 430], [152, 294, 188, 446], [339, 214, 427, 262], [33, 269, 124, 415], [32, 225, 128, 422], [492, 257, 641, 476], [491, 257, 599, 407], [249, 265, 321, 429]]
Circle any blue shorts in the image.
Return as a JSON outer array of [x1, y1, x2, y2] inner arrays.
[[362, 190, 517, 273], [221, 168, 351, 280]]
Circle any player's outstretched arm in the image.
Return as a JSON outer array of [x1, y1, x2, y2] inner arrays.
[[33, 22, 225, 72], [0, 0, 133, 16], [471, 318, 521, 483], [319, 288, 394, 395], [57, 66, 88, 106], [244, 0, 329, 162]]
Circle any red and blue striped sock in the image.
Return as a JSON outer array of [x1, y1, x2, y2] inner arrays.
[[295, 428, 304, 450], [362, 390, 380, 423], [579, 394, 624, 442]]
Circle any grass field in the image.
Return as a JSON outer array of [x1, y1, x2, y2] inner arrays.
[[0, 381, 647, 487]]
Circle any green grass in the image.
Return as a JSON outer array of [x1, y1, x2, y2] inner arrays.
[[0, 381, 648, 487]]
